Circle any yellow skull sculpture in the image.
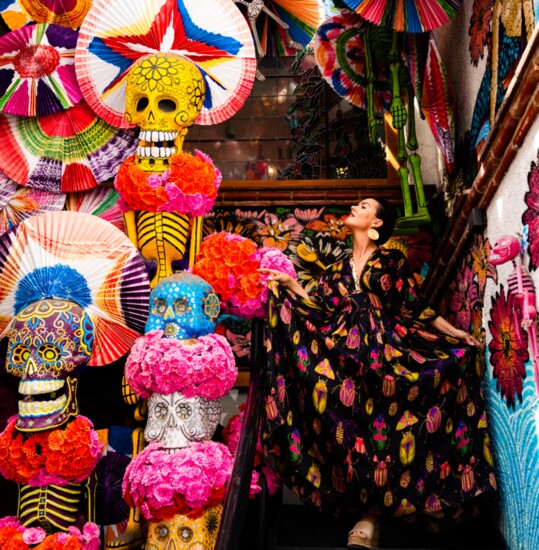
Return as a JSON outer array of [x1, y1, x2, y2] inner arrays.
[[125, 53, 205, 173]]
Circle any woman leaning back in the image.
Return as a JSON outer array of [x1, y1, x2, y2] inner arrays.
[[259, 198, 496, 548]]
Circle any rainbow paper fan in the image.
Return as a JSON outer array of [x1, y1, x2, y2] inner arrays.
[[65, 187, 125, 233], [0, 101, 138, 193], [253, 0, 321, 57], [20, 0, 92, 29], [75, 0, 256, 128], [0, 0, 31, 35], [0, 211, 150, 366], [0, 23, 83, 117], [314, 13, 391, 112], [340, 0, 461, 33], [0, 173, 66, 234]]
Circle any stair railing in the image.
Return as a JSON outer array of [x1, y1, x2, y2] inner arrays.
[[215, 317, 266, 550]]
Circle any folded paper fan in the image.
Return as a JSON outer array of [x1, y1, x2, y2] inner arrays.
[[0, 23, 83, 117], [0, 173, 66, 234], [20, 0, 92, 29], [340, 0, 461, 33], [0, 211, 150, 365], [65, 187, 125, 233], [314, 13, 391, 112], [0, 0, 31, 35], [0, 102, 138, 192], [76, 0, 256, 128], [253, 0, 321, 57]]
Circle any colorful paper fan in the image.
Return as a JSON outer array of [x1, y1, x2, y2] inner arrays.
[[341, 0, 461, 33], [253, 0, 322, 57], [0, 23, 83, 117], [20, 0, 92, 29], [65, 187, 125, 233], [420, 35, 455, 173], [76, 0, 256, 128], [0, 101, 138, 193], [314, 13, 391, 112], [0, 173, 65, 234], [0, 0, 30, 35], [0, 211, 150, 365]]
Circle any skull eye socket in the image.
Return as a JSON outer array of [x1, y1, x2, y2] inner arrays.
[[173, 298, 190, 315], [158, 99, 176, 113], [136, 97, 149, 112], [176, 403, 192, 420], [11, 344, 30, 365], [154, 524, 169, 541], [154, 402, 168, 420], [38, 344, 62, 363], [151, 298, 167, 316]]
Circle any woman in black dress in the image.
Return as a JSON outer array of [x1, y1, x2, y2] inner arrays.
[[260, 198, 495, 548]]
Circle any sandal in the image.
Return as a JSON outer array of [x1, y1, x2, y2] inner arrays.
[[347, 515, 381, 549]]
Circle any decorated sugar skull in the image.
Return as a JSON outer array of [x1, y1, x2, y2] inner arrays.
[[145, 392, 221, 449], [5, 298, 94, 432], [145, 505, 223, 550], [145, 272, 220, 339], [490, 235, 520, 266], [125, 52, 205, 173]]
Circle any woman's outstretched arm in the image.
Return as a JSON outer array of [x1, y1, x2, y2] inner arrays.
[[429, 315, 481, 347]]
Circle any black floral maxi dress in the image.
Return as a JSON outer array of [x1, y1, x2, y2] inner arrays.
[[261, 248, 496, 527]]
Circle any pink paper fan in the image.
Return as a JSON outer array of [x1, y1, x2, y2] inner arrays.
[[0, 23, 83, 117], [75, 0, 256, 128]]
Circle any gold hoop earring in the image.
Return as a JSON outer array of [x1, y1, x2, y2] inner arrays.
[[367, 227, 379, 241]]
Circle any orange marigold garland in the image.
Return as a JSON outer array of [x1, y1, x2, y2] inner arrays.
[[0, 416, 102, 486], [192, 232, 296, 319], [115, 150, 222, 215]]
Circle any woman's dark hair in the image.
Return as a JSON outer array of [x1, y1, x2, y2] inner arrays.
[[373, 198, 397, 245]]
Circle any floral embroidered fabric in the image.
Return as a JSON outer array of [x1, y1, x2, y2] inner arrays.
[[261, 248, 495, 526]]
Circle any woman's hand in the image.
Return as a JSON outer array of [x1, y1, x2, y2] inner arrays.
[[429, 316, 482, 348], [452, 328, 482, 348], [258, 268, 310, 299]]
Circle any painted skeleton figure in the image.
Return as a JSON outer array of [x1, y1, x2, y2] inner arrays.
[[122, 53, 207, 286], [3, 299, 97, 532]]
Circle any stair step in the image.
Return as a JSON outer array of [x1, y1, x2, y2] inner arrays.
[[272, 504, 506, 550]]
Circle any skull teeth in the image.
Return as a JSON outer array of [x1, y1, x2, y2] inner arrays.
[[137, 146, 176, 159], [19, 379, 64, 396], [18, 394, 66, 417], [139, 130, 178, 143]]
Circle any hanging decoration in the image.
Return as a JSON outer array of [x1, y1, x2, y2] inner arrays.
[[0, 23, 83, 117], [65, 186, 125, 232], [19, 0, 92, 29], [75, 0, 256, 128], [314, 12, 391, 112], [0, 102, 138, 192], [0, 175, 65, 234], [340, 0, 461, 33]]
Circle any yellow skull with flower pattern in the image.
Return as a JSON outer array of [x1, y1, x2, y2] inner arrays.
[[125, 53, 205, 172], [145, 505, 222, 550]]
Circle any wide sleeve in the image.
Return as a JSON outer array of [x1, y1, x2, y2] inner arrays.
[[366, 250, 438, 322]]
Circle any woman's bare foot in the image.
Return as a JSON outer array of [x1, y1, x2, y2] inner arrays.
[[347, 513, 380, 549]]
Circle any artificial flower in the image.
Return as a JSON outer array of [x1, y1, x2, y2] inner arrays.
[[522, 154, 539, 270], [115, 150, 221, 215], [0, 416, 102, 486], [488, 285, 529, 408], [0, 518, 100, 550], [123, 441, 234, 520], [125, 330, 237, 399], [192, 232, 297, 320]]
